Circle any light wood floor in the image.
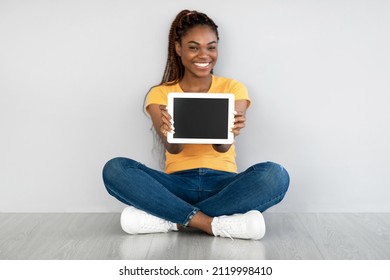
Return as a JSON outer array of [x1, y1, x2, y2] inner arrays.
[[0, 213, 389, 260]]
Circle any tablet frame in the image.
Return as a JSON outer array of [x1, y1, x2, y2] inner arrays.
[[167, 92, 235, 144]]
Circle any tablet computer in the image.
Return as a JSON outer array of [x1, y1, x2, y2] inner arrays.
[[167, 92, 235, 144]]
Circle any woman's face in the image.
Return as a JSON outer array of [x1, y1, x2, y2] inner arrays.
[[175, 25, 218, 79]]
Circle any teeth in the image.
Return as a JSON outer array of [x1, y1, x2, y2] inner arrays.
[[194, 62, 210, 67]]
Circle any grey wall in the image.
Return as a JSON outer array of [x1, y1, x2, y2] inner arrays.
[[1, 0, 389, 212]]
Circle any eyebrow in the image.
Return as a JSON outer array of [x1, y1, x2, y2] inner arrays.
[[187, 40, 218, 45]]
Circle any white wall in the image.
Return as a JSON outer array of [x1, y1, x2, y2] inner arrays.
[[1, 0, 389, 212]]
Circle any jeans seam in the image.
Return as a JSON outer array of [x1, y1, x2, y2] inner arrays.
[[183, 208, 199, 227]]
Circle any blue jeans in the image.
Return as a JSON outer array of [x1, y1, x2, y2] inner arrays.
[[102, 157, 290, 226]]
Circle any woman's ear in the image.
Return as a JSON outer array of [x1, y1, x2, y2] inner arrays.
[[175, 41, 181, 57]]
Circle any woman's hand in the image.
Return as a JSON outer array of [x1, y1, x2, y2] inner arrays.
[[147, 104, 184, 154], [159, 105, 174, 137], [212, 112, 245, 153], [213, 100, 248, 153], [232, 110, 246, 137]]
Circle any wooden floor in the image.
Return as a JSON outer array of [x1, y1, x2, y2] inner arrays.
[[0, 213, 389, 260]]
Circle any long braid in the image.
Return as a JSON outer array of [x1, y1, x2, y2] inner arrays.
[[161, 10, 189, 84]]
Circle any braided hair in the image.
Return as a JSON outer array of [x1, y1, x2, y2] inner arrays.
[[161, 10, 219, 85]]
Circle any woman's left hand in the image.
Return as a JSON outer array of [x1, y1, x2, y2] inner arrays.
[[232, 111, 246, 137]]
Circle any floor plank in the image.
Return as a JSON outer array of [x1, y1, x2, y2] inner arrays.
[[298, 213, 390, 259], [0, 213, 389, 260]]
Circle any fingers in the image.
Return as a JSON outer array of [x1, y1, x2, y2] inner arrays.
[[232, 123, 245, 136], [159, 105, 170, 118], [232, 111, 246, 136], [159, 105, 174, 137], [160, 123, 171, 137]]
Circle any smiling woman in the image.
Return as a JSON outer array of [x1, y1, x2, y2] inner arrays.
[[175, 25, 218, 88], [102, 9, 290, 240], [161, 10, 220, 86]]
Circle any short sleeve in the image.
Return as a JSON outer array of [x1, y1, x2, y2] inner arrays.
[[230, 79, 251, 108], [144, 85, 169, 113]]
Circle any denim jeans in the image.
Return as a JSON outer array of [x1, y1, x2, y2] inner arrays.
[[102, 157, 290, 226]]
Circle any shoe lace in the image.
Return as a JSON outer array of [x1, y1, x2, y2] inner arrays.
[[221, 229, 234, 241], [140, 212, 172, 231], [215, 221, 243, 241]]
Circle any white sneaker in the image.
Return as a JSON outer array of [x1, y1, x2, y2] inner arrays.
[[120, 206, 178, 234], [211, 210, 266, 240]]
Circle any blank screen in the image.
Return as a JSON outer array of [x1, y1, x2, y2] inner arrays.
[[173, 98, 229, 139]]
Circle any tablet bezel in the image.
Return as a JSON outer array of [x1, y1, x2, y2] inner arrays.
[[167, 92, 235, 144]]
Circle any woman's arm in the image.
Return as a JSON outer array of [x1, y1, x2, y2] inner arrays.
[[147, 104, 184, 154], [212, 99, 249, 153]]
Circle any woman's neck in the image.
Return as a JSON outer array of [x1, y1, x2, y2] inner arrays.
[[179, 74, 212, 93]]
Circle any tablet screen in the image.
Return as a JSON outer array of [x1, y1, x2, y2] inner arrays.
[[167, 93, 234, 144]]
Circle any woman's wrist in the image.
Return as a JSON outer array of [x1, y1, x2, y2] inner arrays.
[[212, 144, 231, 153], [166, 143, 184, 154]]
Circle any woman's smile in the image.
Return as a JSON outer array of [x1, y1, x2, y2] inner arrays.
[[193, 62, 212, 69]]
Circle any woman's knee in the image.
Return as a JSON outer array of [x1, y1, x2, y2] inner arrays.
[[103, 157, 121, 180], [252, 161, 290, 194], [102, 157, 138, 187], [270, 162, 289, 191]]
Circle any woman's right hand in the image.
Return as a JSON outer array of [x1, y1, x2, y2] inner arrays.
[[147, 104, 184, 154], [159, 105, 174, 137]]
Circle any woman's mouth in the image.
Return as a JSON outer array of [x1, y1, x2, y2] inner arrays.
[[194, 62, 211, 68]]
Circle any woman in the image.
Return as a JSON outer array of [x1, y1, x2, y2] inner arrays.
[[103, 10, 289, 240]]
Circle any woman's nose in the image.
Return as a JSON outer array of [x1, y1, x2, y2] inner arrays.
[[198, 49, 208, 58]]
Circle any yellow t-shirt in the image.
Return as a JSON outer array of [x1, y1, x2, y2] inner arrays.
[[145, 75, 250, 174]]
